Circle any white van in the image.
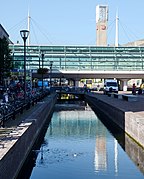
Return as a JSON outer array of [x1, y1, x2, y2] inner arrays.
[[103, 79, 118, 94]]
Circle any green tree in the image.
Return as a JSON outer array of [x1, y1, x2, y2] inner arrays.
[[37, 68, 49, 74], [0, 37, 13, 85]]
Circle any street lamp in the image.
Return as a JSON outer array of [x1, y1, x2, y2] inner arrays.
[[41, 52, 45, 92], [49, 61, 53, 87], [20, 30, 29, 103]]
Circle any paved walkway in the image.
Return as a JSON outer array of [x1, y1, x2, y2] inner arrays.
[[5, 103, 42, 128], [91, 91, 144, 114], [0, 96, 51, 157], [0, 102, 43, 159], [88, 92, 144, 133]]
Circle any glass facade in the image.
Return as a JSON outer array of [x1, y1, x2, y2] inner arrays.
[[9, 45, 144, 71]]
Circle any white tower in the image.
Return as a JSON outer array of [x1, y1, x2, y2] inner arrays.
[[96, 5, 108, 46], [28, 10, 30, 46], [115, 10, 119, 47]]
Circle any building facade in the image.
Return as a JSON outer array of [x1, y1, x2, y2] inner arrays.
[[0, 24, 9, 39]]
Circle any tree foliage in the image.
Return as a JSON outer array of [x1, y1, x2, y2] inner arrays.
[[37, 68, 49, 74], [0, 37, 13, 85]]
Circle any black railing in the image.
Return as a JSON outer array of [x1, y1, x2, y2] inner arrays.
[[0, 90, 50, 127]]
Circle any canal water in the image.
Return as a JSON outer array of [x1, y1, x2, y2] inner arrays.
[[20, 101, 144, 179]]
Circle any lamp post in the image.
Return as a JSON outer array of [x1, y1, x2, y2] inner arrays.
[[20, 30, 29, 103], [49, 61, 53, 87], [41, 53, 44, 92]]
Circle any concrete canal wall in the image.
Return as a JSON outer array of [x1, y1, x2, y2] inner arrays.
[[0, 94, 57, 179], [85, 93, 144, 148]]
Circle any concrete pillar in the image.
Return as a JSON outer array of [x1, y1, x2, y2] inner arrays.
[[75, 80, 80, 87], [68, 79, 74, 86], [72, 78, 81, 87], [120, 79, 128, 91]]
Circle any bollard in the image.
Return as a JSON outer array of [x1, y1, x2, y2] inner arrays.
[[26, 102, 30, 110], [12, 110, 16, 120], [2, 116, 5, 128], [20, 106, 23, 114]]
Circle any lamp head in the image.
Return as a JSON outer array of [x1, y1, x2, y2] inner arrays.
[[41, 51, 45, 58], [20, 30, 29, 41], [50, 61, 53, 66]]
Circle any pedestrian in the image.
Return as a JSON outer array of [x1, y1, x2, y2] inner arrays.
[[3, 90, 9, 103], [132, 83, 136, 95], [0, 90, 3, 103], [138, 84, 143, 95]]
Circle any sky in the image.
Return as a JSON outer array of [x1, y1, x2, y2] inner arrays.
[[1, 0, 144, 46]]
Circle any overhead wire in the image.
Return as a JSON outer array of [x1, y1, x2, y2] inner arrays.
[[8, 17, 27, 32], [7, 15, 55, 45], [30, 17, 54, 45], [107, 15, 141, 46], [8, 17, 28, 44], [118, 19, 139, 44], [107, 19, 116, 45], [30, 21, 39, 45]]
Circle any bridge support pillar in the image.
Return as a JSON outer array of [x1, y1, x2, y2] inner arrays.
[[75, 80, 80, 87], [73, 78, 81, 87], [120, 79, 128, 91]]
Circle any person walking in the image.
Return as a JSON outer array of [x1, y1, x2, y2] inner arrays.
[[132, 83, 136, 95]]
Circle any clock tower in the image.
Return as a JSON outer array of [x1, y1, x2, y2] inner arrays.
[[96, 5, 108, 46]]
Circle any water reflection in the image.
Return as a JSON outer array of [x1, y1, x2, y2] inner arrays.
[[92, 106, 144, 176], [94, 136, 107, 172], [18, 102, 144, 179], [49, 107, 97, 137]]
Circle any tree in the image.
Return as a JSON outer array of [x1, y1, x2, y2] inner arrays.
[[0, 37, 13, 85], [37, 68, 49, 74]]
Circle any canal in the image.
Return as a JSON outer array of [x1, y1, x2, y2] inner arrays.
[[18, 101, 144, 179]]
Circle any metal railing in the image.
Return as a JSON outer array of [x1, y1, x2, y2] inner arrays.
[[0, 90, 50, 127]]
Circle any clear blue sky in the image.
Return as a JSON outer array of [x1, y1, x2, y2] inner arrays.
[[1, 0, 144, 45]]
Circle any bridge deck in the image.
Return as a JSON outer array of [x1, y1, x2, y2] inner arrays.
[[10, 45, 144, 73]]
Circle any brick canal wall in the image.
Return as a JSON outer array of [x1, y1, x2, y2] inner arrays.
[[0, 94, 57, 179], [85, 93, 144, 148]]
